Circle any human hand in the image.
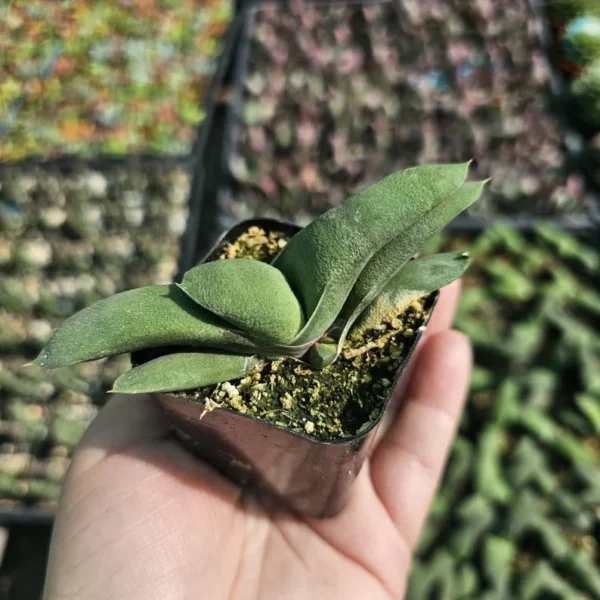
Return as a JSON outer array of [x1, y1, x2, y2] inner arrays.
[[44, 282, 472, 600]]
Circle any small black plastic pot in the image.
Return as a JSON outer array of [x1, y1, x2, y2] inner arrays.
[[156, 218, 436, 519]]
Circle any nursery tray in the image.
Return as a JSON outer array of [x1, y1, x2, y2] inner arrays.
[[0, 10, 242, 173], [0, 1, 234, 163], [0, 14, 253, 529], [198, 0, 600, 240], [178, 13, 249, 276], [0, 523, 52, 599]]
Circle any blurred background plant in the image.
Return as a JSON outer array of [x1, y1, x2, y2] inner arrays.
[[551, 0, 600, 194], [0, 164, 190, 513], [227, 0, 598, 222], [0, 0, 232, 160], [409, 225, 600, 598]]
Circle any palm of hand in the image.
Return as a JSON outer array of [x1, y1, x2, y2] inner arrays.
[[44, 287, 471, 600]]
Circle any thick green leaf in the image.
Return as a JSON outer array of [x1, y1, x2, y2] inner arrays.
[[112, 351, 261, 394], [33, 285, 258, 368], [179, 258, 304, 345], [352, 252, 471, 334], [342, 181, 486, 323], [273, 163, 471, 345]]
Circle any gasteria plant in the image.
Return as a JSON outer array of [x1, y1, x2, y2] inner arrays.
[[34, 163, 486, 395]]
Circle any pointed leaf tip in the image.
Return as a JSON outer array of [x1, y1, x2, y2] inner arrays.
[[352, 251, 471, 334], [274, 162, 472, 345], [35, 284, 259, 369], [341, 178, 484, 328]]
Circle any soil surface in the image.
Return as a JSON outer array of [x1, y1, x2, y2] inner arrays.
[[182, 225, 435, 440]]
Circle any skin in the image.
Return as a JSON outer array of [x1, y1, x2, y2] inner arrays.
[[44, 282, 472, 600]]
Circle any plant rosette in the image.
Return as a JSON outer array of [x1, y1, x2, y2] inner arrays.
[[33, 163, 486, 518]]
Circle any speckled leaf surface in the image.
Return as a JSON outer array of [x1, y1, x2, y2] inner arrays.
[[353, 252, 471, 333], [34, 285, 257, 368], [179, 258, 304, 345], [343, 180, 486, 324], [112, 351, 260, 394], [273, 162, 471, 345]]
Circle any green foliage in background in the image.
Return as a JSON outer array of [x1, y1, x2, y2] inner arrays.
[[409, 225, 600, 599], [549, 0, 600, 21], [559, 1, 600, 139], [1, 161, 599, 600], [572, 59, 600, 131], [564, 16, 600, 65], [0, 0, 232, 160]]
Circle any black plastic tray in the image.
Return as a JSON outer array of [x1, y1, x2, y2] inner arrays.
[[238, 0, 389, 6], [176, 4, 258, 267], [177, 13, 249, 276], [201, 0, 600, 244], [0, 508, 55, 528], [0, 522, 52, 599]]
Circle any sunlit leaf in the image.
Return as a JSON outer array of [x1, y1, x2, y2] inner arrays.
[[274, 162, 471, 345], [352, 252, 471, 334], [179, 258, 304, 344], [112, 351, 261, 394], [33, 285, 257, 368], [343, 181, 486, 324]]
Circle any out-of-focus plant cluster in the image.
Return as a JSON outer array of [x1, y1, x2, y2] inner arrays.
[[552, 0, 600, 188], [229, 0, 592, 224], [0, 0, 232, 160], [0, 165, 190, 508], [408, 226, 600, 598]]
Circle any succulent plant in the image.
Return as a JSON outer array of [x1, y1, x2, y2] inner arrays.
[[564, 16, 600, 65], [0, 0, 232, 159], [571, 58, 600, 131], [0, 162, 191, 508], [34, 163, 485, 394]]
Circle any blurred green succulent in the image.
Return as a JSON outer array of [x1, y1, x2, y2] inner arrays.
[[548, 0, 600, 20], [407, 226, 600, 599], [564, 16, 600, 65], [571, 58, 600, 130], [34, 163, 485, 394]]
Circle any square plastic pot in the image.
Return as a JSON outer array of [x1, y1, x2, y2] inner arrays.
[[155, 218, 437, 518]]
